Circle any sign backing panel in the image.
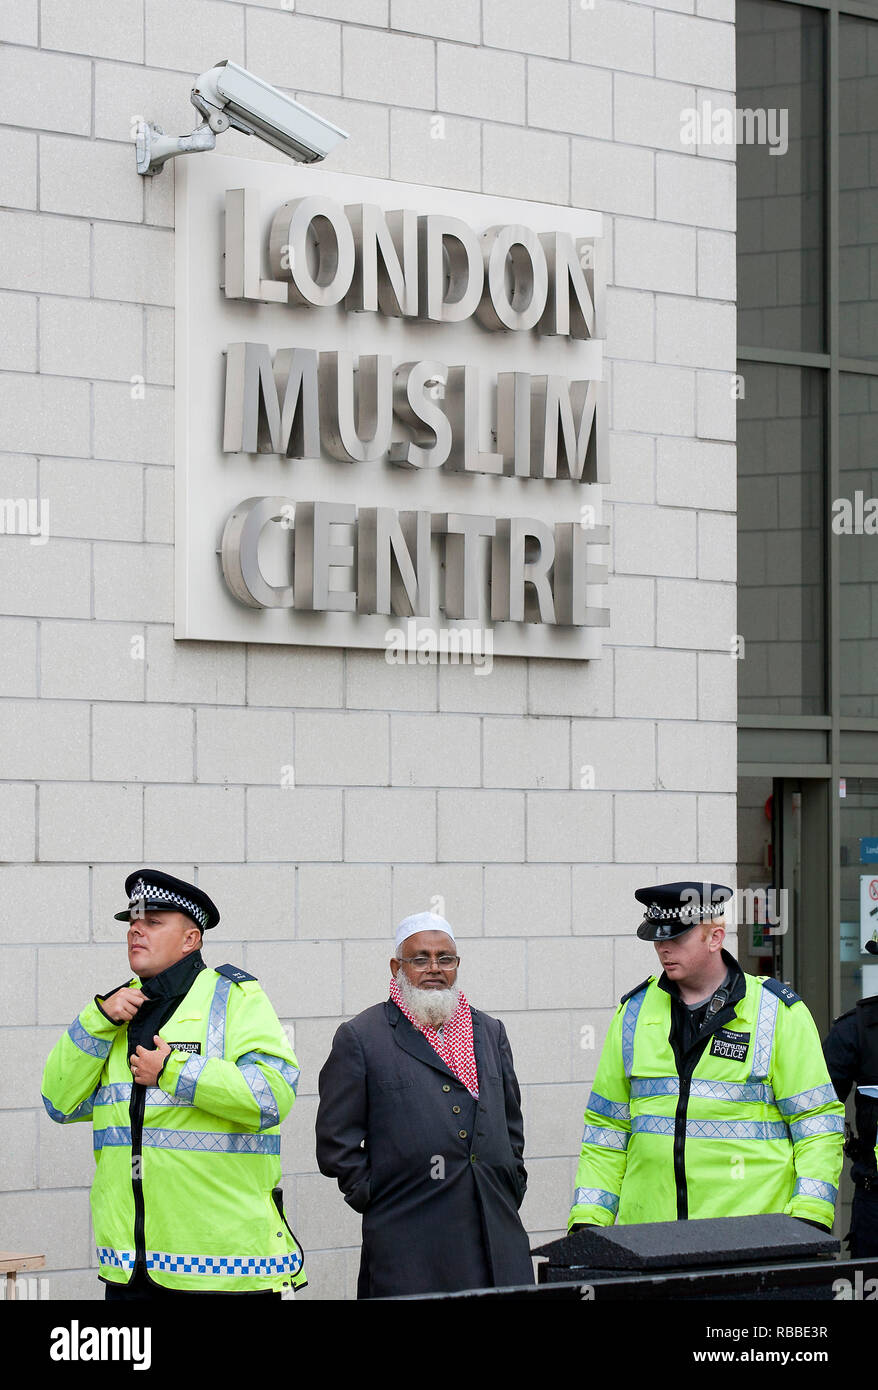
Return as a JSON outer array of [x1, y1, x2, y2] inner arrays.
[[174, 153, 607, 657]]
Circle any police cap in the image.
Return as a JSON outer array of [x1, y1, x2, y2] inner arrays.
[[635, 880, 732, 942], [114, 868, 220, 932]]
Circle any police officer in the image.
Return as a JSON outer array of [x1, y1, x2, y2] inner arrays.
[[41, 869, 306, 1298], [823, 949, 878, 1257], [569, 881, 844, 1231]]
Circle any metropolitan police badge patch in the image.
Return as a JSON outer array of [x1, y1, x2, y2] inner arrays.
[[167, 1041, 202, 1055], [709, 1028, 750, 1063]]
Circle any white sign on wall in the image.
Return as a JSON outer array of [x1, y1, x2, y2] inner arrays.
[[861, 874, 878, 952], [175, 154, 608, 658]]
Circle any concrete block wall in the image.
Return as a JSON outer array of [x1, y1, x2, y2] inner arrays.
[[0, 0, 736, 1299]]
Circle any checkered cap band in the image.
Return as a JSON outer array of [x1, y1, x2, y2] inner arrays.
[[128, 878, 209, 929], [645, 898, 728, 923]]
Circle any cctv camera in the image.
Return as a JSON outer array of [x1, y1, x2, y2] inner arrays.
[[136, 59, 348, 176]]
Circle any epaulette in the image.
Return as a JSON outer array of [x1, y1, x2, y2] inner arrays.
[[215, 963, 257, 985], [761, 977, 800, 1006], [620, 977, 652, 1005]]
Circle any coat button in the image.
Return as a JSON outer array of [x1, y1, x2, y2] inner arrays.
[[442, 1084, 451, 1092], [470, 1154, 477, 1163], [458, 1129, 467, 1139], [452, 1105, 461, 1114]]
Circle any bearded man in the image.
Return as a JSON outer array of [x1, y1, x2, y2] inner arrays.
[[315, 912, 534, 1298]]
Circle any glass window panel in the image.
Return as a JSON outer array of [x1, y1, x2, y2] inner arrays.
[[737, 0, 825, 353], [839, 373, 878, 714], [839, 778, 878, 1014], [737, 362, 825, 714], [737, 775, 778, 976], [840, 17, 878, 361]]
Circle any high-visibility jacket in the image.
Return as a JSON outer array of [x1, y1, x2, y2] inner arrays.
[[41, 963, 306, 1293], [569, 969, 844, 1231]]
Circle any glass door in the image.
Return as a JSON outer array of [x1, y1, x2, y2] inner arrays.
[[737, 775, 832, 1034], [839, 778, 878, 1016]]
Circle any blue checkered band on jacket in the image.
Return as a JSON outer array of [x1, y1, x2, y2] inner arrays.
[[97, 1247, 303, 1276], [621, 990, 647, 1077], [632, 1115, 789, 1141], [793, 1176, 838, 1204], [630, 1076, 776, 1105], [749, 985, 780, 1080], [586, 1091, 630, 1123], [788, 1113, 846, 1143], [93, 1126, 281, 1155], [42, 1089, 98, 1124], [67, 1017, 113, 1059], [128, 878, 209, 929], [581, 1123, 630, 1151], [572, 1187, 619, 1215], [776, 1084, 839, 1116]]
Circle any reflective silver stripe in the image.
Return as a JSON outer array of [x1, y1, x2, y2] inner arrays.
[[94, 1125, 131, 1149], [630, 1076, 776, 1104], [207, 975, 232, 1059], [587, 1090, 630, 1122], [175, 1054, 207, 1105], [95, 1083, 132, 1106], [793, 1176, 838, 1204], [630, 1076, 678, 1100], [572, 1187, 619, 1215], [94, 1126, 281, 1155], [692, 1078, 776, 1105], [621, 990, 647, 1077], [67, 1017, 112, 1059], [581, 1123, 629, 1151], [789, 1113, 846, 1143], [145, 1127, 281, 1155], [632, 1115, 788, 1140], [686, 1117, 788, 1140], [776, 1084, 839, 1116], [94, 1082, 188, 1109], [97, 1246, 303, 1277], [749, 985, 779, 1080], [42, 1089, 96, 1123], [237, 1063, 280, 1131], [237, 1050, 300, 1095], [145, 1088, 191, 1108]]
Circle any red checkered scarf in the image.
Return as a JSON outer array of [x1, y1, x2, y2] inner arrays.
[[389, 977, 479, 1097]]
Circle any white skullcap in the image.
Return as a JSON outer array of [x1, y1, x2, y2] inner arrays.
[[395, 911, 456, 954]]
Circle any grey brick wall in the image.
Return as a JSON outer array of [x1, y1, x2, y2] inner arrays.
[[0, 0, 736, 1299]]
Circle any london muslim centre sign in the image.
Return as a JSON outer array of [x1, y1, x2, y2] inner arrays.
[[175, 154, 609, 659]]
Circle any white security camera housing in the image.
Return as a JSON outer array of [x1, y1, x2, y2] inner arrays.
[[136, 59, 348, 176]]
